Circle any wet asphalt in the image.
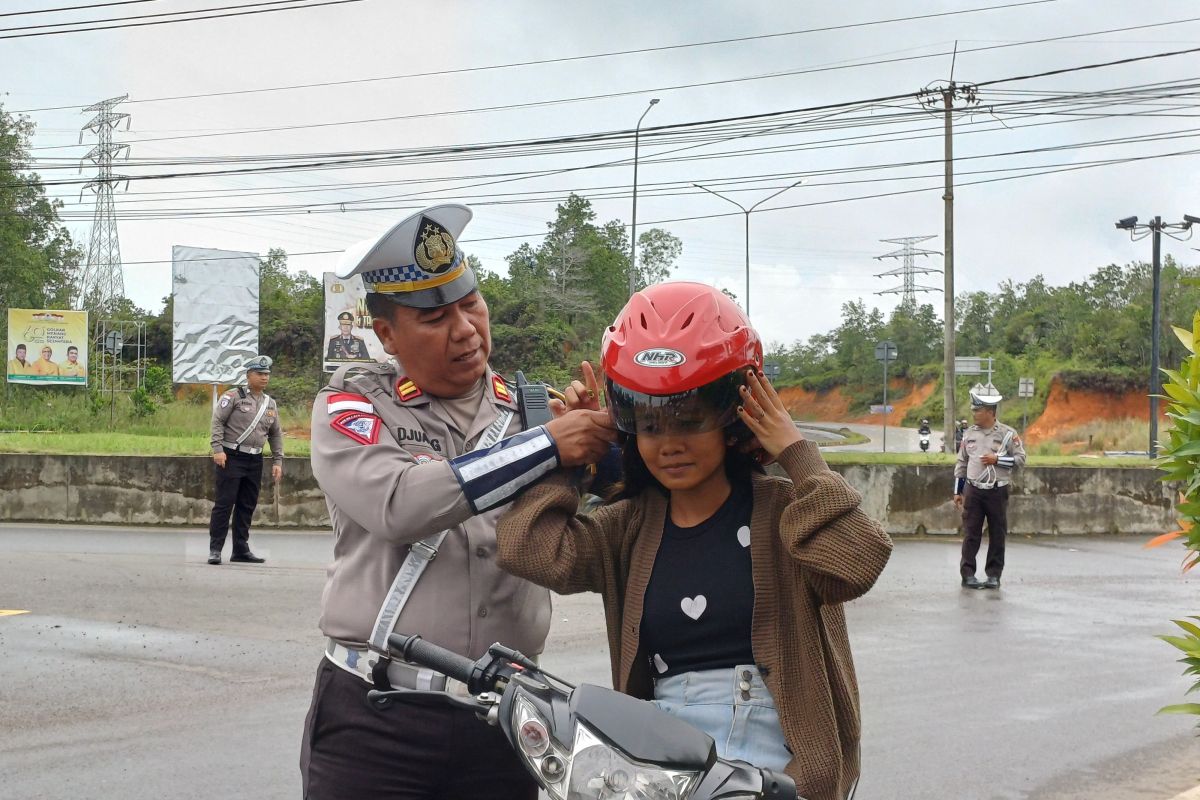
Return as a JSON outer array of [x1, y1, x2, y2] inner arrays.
[[1, 524, 1197, 800]]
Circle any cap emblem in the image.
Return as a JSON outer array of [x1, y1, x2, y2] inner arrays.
[[415, 217, 457, 275]]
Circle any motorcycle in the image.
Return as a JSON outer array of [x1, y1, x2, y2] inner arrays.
[[369, 632, 799, 800], [918, 434, 930, 452]]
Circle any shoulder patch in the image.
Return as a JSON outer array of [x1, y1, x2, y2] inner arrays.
[[219, 397, 230, 409], [327, 392, 374, 415], [491, 374, 511, 402], [396, 377, 423, 402], [330, 410, 382, 446]]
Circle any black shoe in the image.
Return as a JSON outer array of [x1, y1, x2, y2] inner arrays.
[[207, 551, 222, 565], [983, 576, 1001, 590], [230, 552, 265, 564], [961, 575, 984, 589]]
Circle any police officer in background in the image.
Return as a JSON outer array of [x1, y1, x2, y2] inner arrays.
[[953, 383, 1026, 589], [208, 355, 282, 565], [326, 310, 371, 361], [301, 204, 615, 800]]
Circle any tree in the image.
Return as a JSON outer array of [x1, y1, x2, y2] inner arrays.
[[0, 105, 81, 320]]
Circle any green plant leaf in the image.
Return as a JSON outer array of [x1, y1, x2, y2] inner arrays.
[[1157, 703, 1200, 715], [1175, 619, 1200, 638], [1175, 325, 1196, 352]]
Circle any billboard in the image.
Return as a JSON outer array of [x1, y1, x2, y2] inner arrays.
[[172, 246, 260, 384], [6, 308, 88, 386], [323, 272, 386, 372]]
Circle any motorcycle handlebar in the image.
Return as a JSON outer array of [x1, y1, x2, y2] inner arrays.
[[388, 633, 477, 685]]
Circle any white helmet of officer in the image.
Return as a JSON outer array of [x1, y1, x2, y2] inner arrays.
[[969, 382, 1003, 409]]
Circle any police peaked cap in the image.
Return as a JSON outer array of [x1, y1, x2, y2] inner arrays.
[[245, 355, 273, 373], [969, 382, 1003, 407], [336, 311, 354, 322], [335, 204, 477, 309]]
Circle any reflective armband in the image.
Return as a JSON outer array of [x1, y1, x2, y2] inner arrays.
[[450, 425, 560, 513], [996, 455, 1016, 469], [955, 477, 965, 494]]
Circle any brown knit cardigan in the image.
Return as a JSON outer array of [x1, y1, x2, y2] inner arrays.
[[496, 440, 893, 800]]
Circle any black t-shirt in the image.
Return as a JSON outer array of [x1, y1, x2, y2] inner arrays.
[[640, 481, 756, 678]]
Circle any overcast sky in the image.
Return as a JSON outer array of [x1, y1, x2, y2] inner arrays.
[[6, 0, 1200, 348]]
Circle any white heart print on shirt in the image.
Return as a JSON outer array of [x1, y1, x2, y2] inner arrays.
[[680, 595, 707, 620], [736, 525, 751, 548], [653, 653, 669, 673]]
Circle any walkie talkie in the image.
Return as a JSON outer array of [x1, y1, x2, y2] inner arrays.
[[514, 371, 552, 429]]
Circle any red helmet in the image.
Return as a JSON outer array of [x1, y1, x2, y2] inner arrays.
[[601, 281, 763, 435]]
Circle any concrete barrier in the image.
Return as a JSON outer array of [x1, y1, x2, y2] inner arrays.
[[0, 454, 1178, 535]]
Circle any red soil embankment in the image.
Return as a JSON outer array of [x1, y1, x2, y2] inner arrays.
[[777, 380, 936, 426], [1024, 377, 1165, 442]]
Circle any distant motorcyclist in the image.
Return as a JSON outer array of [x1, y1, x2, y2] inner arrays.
[[918, 418, 931, 436]]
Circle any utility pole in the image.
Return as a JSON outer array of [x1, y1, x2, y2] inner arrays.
[[919, 81, 977, 452], [77, 95, 131, 313], [874, 235, 942, 305]]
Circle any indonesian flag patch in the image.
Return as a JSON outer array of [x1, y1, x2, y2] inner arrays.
[[327, 392, 373, 415], [330, 410, 382, 445]]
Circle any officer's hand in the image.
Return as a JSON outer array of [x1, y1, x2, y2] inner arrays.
[[546, 409, 617, 468], [565, 361, 602, 413], [953, 494, 963, 511], [272, 464, 282, 481], [213, 452, 227, 468], [980, 453, 998, 466]]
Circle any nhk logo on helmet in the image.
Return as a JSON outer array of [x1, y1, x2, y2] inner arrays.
[[633, 348, 686, 368]]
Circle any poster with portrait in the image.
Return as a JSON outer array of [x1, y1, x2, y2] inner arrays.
[[323, 272, 387, 372], [7, 308, 89, 386]]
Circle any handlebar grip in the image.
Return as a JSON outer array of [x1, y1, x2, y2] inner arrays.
[[388, 633, 476, 684]]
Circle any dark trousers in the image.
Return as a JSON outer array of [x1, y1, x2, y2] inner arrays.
[[208, 449, 262, 555], [960, 483, 1009, 579], [300, 658, 537, 800]]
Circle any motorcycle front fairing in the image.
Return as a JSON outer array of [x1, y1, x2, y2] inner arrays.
[[498, 675, 795, 800]]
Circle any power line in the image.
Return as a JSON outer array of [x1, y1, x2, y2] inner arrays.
[[0, 0, 370, 39], [0, 0, 161, 17], [10, 0, 1061, 111]]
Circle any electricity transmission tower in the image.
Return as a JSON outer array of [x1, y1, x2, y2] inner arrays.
[[77, 94, 131, 312], [874, 235, 942, 305]]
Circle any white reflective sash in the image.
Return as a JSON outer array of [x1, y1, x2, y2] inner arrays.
[[367, 407, 516, 654], [235, 393, 271, 446]]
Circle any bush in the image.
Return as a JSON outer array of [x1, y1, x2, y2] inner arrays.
[[129, 386, 156, 418], [144, 365, 172, 401]]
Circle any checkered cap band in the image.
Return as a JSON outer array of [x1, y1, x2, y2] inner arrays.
[[362, 250, 464, 290]]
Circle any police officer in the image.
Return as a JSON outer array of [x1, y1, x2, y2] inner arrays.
[[953, 383, 1026, 589], [208, 355, 282, 565], [301, 204, 615, 800], [326, 310, 371, 361]]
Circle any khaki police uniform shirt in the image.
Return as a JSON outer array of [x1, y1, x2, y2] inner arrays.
[[310, 361, 551, 661], [954, 420, 1026, 487], [210, 388, 284, 464]]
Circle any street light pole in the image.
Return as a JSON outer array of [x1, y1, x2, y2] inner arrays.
[[692, 177, 804, 316], [629, 98, 659, 297], [1115, 213, 1197, 456]]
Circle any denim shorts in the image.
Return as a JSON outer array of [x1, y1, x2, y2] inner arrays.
[[651, 665, 792, 772]]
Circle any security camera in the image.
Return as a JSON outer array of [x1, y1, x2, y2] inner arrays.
[[1184, 214, 1200, 227], [1115, 216, 1139, 229]]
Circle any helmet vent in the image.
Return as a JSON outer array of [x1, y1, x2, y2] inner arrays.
[[680, 312, 695, 330], [639, 313, 648, 329]]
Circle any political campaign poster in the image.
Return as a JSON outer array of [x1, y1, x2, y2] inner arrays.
[[323, 272, 386, 372], [7, 308, 89, 386]]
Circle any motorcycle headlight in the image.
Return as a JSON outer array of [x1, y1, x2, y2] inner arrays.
[[566, 723, 701, 800], [511, 695, 571, 800]]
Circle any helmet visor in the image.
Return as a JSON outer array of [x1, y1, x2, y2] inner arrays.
[[605, 371, 745, 435]]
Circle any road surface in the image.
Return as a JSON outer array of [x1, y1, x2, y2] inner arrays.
[[1, 524, 1197, 799]]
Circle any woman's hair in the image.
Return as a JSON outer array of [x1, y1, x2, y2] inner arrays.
[[605, 421, 765, 502]]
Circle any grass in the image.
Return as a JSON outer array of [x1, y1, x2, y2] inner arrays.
[[0, 431, 311, 457]]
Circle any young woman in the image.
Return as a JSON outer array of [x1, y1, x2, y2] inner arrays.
[[496, 282, 892, 800]]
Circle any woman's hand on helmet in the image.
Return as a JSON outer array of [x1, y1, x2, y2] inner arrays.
[[737, 370, 803, 459], [545, 409, 617, 468]]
